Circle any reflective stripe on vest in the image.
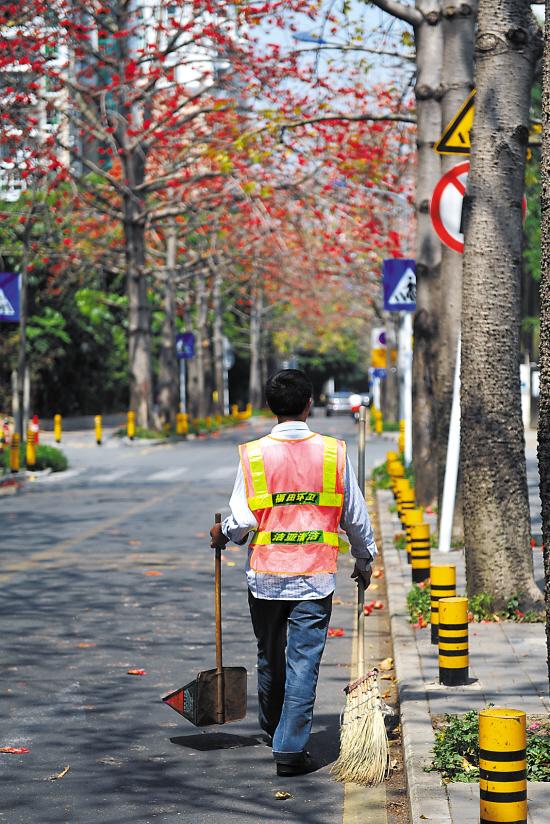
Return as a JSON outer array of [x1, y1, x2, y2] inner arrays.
[[253, 530, 339, 546]]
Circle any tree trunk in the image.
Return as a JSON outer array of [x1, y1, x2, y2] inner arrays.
[[412, 0, 444, 506], [249, 280, 263, 408], [461, 0, 543, 609], [537, 0, 550, 689], [193, 269, 208, 418], [211, 260, 225, 416], [436, 0, 477, 531], [156, 223, 178, 427], [124, 200, 152, 429]]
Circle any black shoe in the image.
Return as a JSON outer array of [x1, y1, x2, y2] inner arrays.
[[276, 752, 318, 777], [261, 733, 273, 747]]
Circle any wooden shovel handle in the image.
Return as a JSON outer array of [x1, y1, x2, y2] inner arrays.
[[214, 513, 225, 723]]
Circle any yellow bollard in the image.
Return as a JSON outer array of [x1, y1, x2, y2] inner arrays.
[[246, 402, 252, 417], [127, 410, 136, 440], [399, 487, 415, 526], [386, 451, 398, 464], [388, 460, 405, 493], [394, 477, 411, 507], [403, 508, 423, 564], [54, 413, 62, 443], [215, 414, 222, 427], [438, 596, 468, 686], [26, 429, 36, 468], [94, 415, 102, 446], [410, 522, 430, 583], [374, 409, 383, 435], [10, 432, 20, 473], [430, 565, 456, 644], [176, 412, 188, 436], [205, 415, 212, 429], [479, 708, 527, 824], [231, 404, 238, 418]]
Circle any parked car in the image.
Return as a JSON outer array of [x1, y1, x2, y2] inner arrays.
[[325, 391, 370, 416]]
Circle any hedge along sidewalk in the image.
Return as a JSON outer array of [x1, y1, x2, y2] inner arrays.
[[377, 488, 549, 824]]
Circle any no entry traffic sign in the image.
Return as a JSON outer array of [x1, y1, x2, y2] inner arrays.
[[430, 161, 526, 254], [430, 161, 469, 253]]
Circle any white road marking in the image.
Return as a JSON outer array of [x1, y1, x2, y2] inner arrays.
[[89, 469, 132, 483], [148, 467, 189, 481], [205, 466, 236, 480], [46, 468, 84, 482]]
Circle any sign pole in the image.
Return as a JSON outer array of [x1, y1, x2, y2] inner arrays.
[[179, 359, 187, 415], [439, 336, 461, 553], [403, 313, 413, 466]]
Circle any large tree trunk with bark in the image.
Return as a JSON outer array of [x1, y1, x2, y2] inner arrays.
[[412, 0, 444, 506], [157, 223, 178, 427], [436, 0, 477, 534], [461, 0, 543, 610], [190, 269, 208, 419], [124, 196, 152, 429], [538, 0, 550, 690], [211, 259, 225, 416]]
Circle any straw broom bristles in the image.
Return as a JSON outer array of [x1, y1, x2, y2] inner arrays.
[[331, 668, 390, 785]]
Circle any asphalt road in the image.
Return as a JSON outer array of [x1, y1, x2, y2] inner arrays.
[[1, 414, 394, 824]]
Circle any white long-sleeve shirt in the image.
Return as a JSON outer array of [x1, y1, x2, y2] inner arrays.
[[221, 421, 377, 600]]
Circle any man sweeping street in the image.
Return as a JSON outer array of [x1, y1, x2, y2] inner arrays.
[[210, 369, 377, 777]]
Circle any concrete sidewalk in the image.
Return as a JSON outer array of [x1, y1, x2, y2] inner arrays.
[[378, 485, 548, 824]]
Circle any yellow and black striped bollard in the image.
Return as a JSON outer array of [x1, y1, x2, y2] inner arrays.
[[388, 461, 404, 494], [403, 508, 423, 564], [479, 708, 527, 824], [394, 476, 410, 507], [430, 565, 456, 644], [410, 522, 430, 583], [231, 404, 238, 418], [10, 433, 20, 473], [26, 429, 36, 468], [94, 415, 102, 446], [398, 420, 405, 454], [386, 451, 398, 464], [54, 414, 62, 443], [399, 487, 415, 528], [438, 596, 468, 686], [215, 413, 222, 427]]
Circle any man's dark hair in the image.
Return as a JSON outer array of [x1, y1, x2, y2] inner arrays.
[[265, 369, 313, 417]]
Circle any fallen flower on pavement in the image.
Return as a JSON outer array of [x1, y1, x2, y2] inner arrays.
[[144, 570, 162, 576], [373, 600, 384, 610], [127, 669, 147, 676], [0, 747, 30, 754], [327, 628, 345, 637], [77, 642, 96, 648], [412, 616, 427, 629], [127, 540, 141, 546], [274, 791, 292, 800], [372, 569, 384, 579], [48, 765, 70, 781]]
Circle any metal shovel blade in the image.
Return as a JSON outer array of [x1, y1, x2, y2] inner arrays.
[[162, 666, 247, 727]]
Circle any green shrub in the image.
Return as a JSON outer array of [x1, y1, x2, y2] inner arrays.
[[3, 443, 68, 472], [430, 710, 550, 782], [468, 592, 494, 622], [407, 582, 431, 624], [372, 462, 391, 490]]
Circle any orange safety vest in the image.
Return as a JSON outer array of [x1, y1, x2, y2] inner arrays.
[[239, 432, 346, 575]]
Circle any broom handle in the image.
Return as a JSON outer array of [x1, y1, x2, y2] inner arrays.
[[357, 578, 366, 674], [214, 512, 225, 723]]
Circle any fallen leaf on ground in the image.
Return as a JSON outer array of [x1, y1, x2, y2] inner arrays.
[[77, 642, 96, 648], [48, 765, 70, 781], [0, 747, 30, 754], [381, 674, 393, 681], [372, 569, 384, 579], [128, 540, 141, 546], [378, 657, 393, 671], [144, 570, 162, 576], [373, 600, 384, 610], [226, 561, 236, 567], [327, 628, 345, 638], [332, 597, 343, 605], [369, 583, 379, 591], [274, 791, 292, 800], [127, 669, 147, 676]]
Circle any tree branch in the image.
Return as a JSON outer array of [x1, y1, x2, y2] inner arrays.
[[369, 0, 422, 26]]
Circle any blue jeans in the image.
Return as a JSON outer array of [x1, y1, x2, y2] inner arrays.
[[248, 591, 332, 764]]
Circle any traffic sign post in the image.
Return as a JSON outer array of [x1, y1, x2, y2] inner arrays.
[[434, 90, 476, 156], [176, 333, 195, 415]]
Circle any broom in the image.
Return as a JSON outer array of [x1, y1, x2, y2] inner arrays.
[[331, 578, 390, 785]]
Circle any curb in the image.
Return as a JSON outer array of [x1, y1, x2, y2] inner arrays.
[[377, 488, 453, 824]]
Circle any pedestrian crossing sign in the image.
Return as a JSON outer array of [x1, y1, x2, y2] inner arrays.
[[0, 272, 20, 322], [382, 259, 416, 312], [434, 90, 476, 155]]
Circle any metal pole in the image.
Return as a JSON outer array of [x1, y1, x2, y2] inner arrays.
[[439, 336, 461, 553], [17, 267, 27, 441], [223, 366, 229, 416], [403, 312, 413, 466], [179, 359, 187, 414], [358, 405, 367, 494]]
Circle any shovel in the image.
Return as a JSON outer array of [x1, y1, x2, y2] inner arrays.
[[162, 513, 247, 726]]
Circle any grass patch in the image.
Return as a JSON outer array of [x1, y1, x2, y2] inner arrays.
[[3, 443, 68, 472], [430, 710, 550, 782]]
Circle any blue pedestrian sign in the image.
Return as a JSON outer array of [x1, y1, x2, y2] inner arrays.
[[382, 259, 416, 312], [175, 332, 195, 359], [372, 368, 387, 379], [0, 272, 20, 322]]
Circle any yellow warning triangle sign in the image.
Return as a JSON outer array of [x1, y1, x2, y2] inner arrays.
[[434, 90, 476, 155]]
